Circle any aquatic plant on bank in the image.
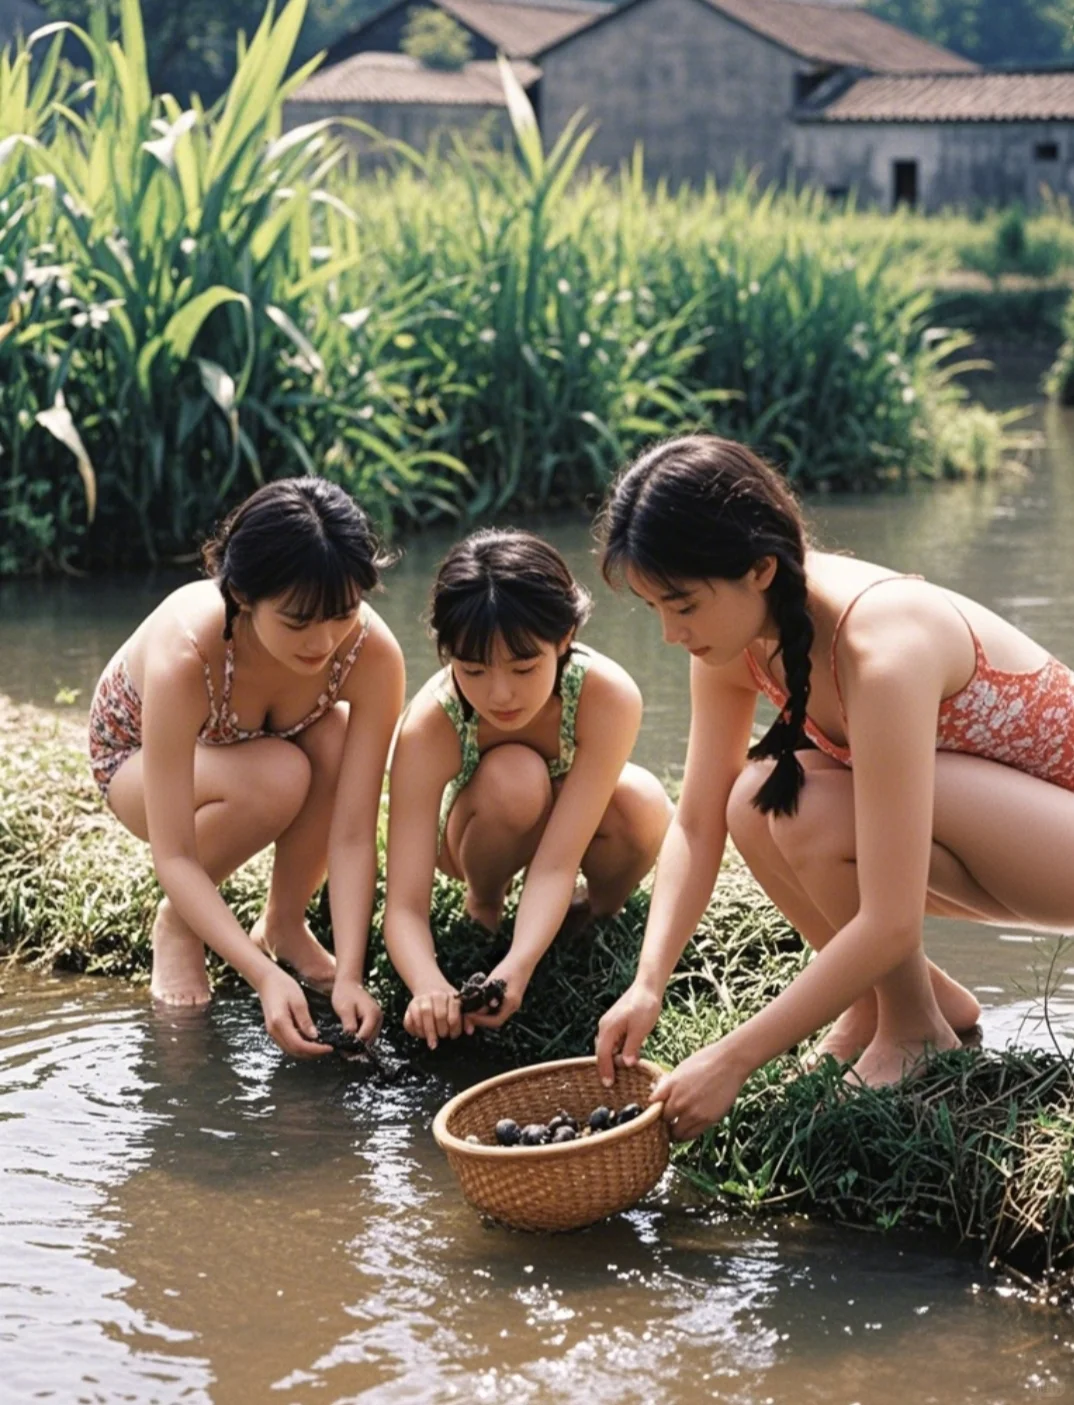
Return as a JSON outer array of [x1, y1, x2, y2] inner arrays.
[[0, 0, 1018, 574], [2, 692, 1071, 1304]]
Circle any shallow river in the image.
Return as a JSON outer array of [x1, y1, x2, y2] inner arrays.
[[2, 376, 1073, 1401]]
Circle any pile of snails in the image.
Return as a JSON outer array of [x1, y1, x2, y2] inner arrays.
[[463, 1103, 645, 1148]]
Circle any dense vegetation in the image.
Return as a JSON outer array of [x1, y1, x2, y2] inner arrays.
[[1, 0, 1029, 574], [866, 0, 1074, 66], [2, 693, 1071, 1303]]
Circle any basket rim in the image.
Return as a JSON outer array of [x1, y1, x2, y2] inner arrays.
[[431, 1054, 668, 1159]]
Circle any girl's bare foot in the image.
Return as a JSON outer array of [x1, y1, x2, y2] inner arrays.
[[848, 1019, 962, 1088], [804, 977, 982, 1072], [933, 976, 982, 1035], [150, 900, 211, 1007], [250, 911, 337, 992], [802, 996, 877, 1070]]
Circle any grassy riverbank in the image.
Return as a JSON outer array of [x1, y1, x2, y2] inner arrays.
[[2, 693, 1071, 1304], [0, 0, 1032, 576]]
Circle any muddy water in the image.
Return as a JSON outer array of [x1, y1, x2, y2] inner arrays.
[[2, 383, 1074, 1400], [1, 968, 1071, 1404]]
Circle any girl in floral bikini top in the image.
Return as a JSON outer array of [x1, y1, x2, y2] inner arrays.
[[88, 478, 405, 1059], [593, 434, 1074, 1142], [384, 529, 673, 1049]]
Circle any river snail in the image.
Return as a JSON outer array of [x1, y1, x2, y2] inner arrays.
[[476, 1103, 645, 1148], [456, 972, 508, 1015], [308, 1021, 377, 1066]]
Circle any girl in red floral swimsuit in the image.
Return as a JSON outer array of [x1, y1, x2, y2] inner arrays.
[[594, 435, 1074, 1140], [88, 478, 404, 1057]]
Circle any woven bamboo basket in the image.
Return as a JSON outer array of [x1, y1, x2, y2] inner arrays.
[[432, 1055, 670, 1232]]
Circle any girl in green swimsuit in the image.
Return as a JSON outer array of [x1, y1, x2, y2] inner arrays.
[[385, 529, 673, 1048]]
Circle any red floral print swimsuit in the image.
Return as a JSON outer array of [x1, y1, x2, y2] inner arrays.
[[744, 578, 1074, 792]]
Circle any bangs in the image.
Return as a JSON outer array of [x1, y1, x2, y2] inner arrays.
[[277, 560, 363, 623], [437, 590, 549, 665], [604, 534, 690, 597]]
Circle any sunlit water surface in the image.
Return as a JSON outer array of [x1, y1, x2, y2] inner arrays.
[[2, 372, 1074, 1401]]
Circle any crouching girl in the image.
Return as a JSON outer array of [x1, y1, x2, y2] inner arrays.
[[384, 529, 672, 1047], [88, 478, 405, 1057]]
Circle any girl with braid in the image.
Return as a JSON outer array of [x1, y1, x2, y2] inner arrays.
[[594, 434, 1074, 1141]]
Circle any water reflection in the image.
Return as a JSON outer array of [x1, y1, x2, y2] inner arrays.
[[3, 387, 1074, 1401], [0, 968, 1071, 1404]]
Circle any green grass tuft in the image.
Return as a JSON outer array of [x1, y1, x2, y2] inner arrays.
[[2, 693, 1071, 1303]]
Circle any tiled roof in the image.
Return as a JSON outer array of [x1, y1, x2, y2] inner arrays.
[[441, 0, 611, 57], [705, 0, 977, 73], [289, 52, 541, 106], [806, 70, 1074, 122], [0, 0, 46, 45]]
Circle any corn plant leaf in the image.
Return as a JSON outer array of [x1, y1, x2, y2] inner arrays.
[[266, 303, 324, 377], [162, 287, 250, 361], [143, 109, 198, 172], [497, 54, 543, 184], [36, 394, 96, 522]]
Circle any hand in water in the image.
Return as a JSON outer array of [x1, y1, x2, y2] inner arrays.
[[258, 968, 331, 1058], [332, 977, 383, 1043]]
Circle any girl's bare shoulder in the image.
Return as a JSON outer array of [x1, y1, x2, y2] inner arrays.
[[575, 647, 641, 712], [340, 605, 405, 694], [131, 582, 224, 686], [394, 669, 460, 752]]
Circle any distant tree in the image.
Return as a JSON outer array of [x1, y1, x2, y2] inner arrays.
[[35, 0, 379, 102], [867, 0, 1074, 66], [400, 6, 473, 69]]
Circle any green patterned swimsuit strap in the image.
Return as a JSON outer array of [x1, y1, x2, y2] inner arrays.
[[551, 645, 593, 779], [434, 668, 481, 848]]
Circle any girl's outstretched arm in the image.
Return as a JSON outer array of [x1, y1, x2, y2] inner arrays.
[[140, 628, 326, 1057], [595, 656, 757, 1084], [329, 617, 405, 1039], [383, 696, 464, 1049], [654, 600, 950, 1139]]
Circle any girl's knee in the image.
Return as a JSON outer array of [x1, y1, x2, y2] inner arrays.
[[767, 768, 847, 871], [297, 702, 348, 773], [726, 761, 776, 854], [251, 740, 312, 825], [603, 767, 671, 849], [472, 744, 552, 832]]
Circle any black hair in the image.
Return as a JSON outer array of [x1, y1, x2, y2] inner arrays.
[[201, 477, 394, 640], [430, 529, 592, 682], [598, 434, 813, 817]]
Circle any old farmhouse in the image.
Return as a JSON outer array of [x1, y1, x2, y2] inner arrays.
[[286, 0, 1074, 208]]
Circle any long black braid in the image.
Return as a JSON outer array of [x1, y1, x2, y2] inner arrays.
[[745, 552, 814, 816], [599, 433, 815, 819]]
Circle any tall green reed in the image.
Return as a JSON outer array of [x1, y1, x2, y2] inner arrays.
[[1, 1, 1015, 571], [0, 0, 470, 568]]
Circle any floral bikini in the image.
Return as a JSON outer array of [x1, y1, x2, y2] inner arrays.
[[434, 645, 593, 848], [745, 577, 1074, 792], [87, 608, 371, 799]]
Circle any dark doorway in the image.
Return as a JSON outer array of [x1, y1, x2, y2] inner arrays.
[[892, 160, 919, 209]]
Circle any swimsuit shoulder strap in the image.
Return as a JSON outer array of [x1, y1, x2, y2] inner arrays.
[[552, 645, 593, 776], [326, 605, 374, 702], [181, 625, 229, 730], [829, 574, 923, 726]]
